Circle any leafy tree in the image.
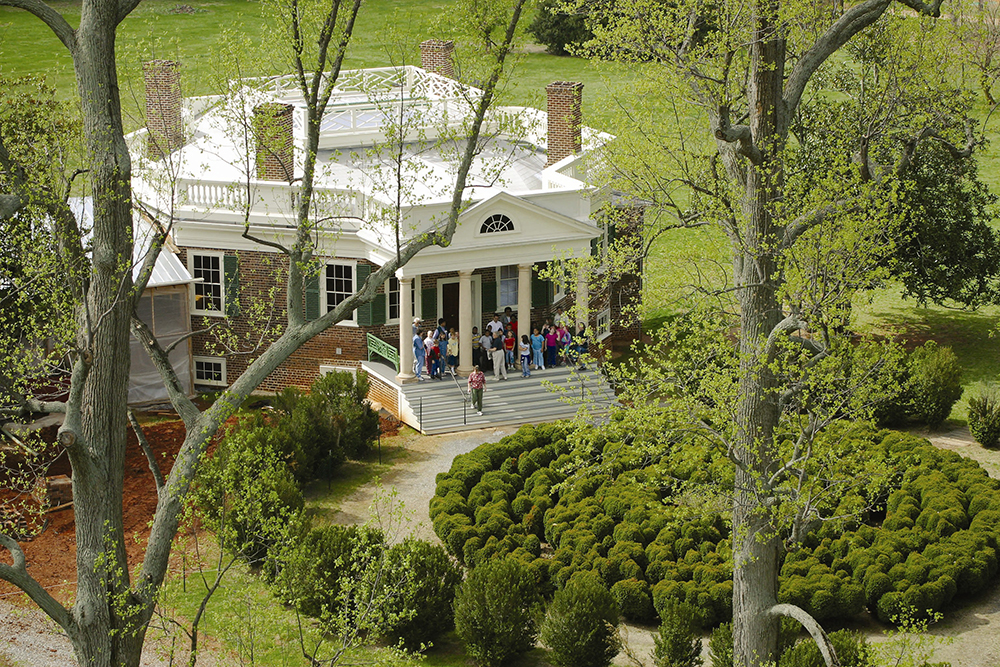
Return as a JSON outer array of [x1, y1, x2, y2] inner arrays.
[[0, 2, 530, 666], [577, 1, 971, 665], [454, 556, 543, 667], [652, 599, 702, 667], [529, 0, 593, 55], [540, 570, 621, 667]]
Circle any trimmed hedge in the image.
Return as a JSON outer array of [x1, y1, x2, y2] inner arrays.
[[432, 423, 1000, 627]]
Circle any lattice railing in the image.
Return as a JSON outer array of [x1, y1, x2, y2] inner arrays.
[[367, 333, 399, 372]]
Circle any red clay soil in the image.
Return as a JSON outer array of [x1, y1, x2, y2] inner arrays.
[[2, 413, 399, 606], [0, 419, 192, 606]]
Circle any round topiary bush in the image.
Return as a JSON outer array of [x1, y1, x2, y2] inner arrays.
[[433, 423, 1000, 629], [540, 570, 621, 667], [454, 556, 543, 667], [778, 630, 873, 667]]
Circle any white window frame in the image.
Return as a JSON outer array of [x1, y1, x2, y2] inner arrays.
[[386, 276, 401, 324], [321, 260, 358, 326], [496, 264, 519, 310], [188, 251, 226, 318], [478, 213, 516, 236], [193, 356, 227, 387], [596, 308, 612, 341]]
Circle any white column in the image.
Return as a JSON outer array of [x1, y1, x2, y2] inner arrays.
[[576, 265, 589, 329], [458, 270, 474, 376], [397, 277, 415, 382], [517, 263, 532, 343]]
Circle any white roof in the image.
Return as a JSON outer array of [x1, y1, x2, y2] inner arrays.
[[70, 197, 194, 289]]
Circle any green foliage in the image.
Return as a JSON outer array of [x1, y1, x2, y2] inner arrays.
[[908, 342, 963, 427], [652, 599, 702, 667], [193, 418, 306, 564], [277, 524, 384, 619], [528, 0, 593, 55], [778, 630, 874, 667], [271, 370, 381, 482], [381, 538, 464, 650], [892, 140, 1000, 309], [540, 570, 621, 667], [454, 556, 543, 667], [434, 423, 1000, 629], [707, 623, 733, 667], [968, 385, 1000, 448]]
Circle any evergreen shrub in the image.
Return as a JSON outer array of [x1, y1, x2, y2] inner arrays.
[[778, 630, 873, 667], [968, 385, 1000, 448], [528, 0, 593, 55], [454, 557, 543, 667], [540, 570, 621, 667], [652, 599, 702, 667], [908, 342, 963, 427]]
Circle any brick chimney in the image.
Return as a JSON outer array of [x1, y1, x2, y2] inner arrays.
[[420, 39, 455, 78], [545, 81, 583, 167], [253, 103, 294, 181], [143, 60, 184, 157]]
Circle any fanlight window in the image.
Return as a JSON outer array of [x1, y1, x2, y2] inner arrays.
[[481, 213, 514, 234]]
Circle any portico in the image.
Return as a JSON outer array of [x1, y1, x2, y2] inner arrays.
[[389, 193, 600, 382]]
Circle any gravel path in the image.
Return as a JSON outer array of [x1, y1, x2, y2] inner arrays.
[[327, 425, 518, 543]]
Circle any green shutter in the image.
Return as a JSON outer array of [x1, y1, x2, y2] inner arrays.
[[371, 293, 387, 326], [608, 220, 618, 245], [305, 271, 320, 320], [421, 288, 437, 320], [591, 235, 600, 257], [481, 281, 497, 315], [531, 273, 551, 308], [355, 264, 372, 325], [224, 254, 240, 318]]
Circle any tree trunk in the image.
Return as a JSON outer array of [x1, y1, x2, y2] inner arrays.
[[731, 0, 787, 663], [66, 1, 145, 664]]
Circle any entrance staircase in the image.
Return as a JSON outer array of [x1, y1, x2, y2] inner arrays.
[[398, 364, 616, 435]]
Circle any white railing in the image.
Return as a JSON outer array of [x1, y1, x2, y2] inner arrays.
[[176, 178, 367, 222]]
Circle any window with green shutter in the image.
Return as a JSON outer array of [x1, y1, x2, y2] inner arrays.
[[305, 272, 320, 320], [355, 264, 372, 324], [481, 281, 497, 315], [223, 254, 240, 318], [531, 272, 551, 308], [421, 287, 437, 320]]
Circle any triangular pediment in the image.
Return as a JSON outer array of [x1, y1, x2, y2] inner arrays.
[[449, 191, 599, 249]]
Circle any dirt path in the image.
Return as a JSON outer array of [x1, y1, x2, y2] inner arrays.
[[327, 425, 518, 544], [915, 425, 1000, 667]]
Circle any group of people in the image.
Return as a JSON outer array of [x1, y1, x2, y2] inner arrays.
[[410, 307, 590, 417]]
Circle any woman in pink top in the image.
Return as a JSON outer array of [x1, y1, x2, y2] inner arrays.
[[467, 365, 486, 415], [545, 327, 559, 368]]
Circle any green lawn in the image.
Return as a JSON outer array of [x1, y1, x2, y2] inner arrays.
[[0, 0, 628, 130]]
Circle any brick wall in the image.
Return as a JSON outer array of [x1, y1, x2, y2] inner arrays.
[[546, 81, 583, 167], [253, 103, 294, 182], [419, 39, 455, 78], [366, 372, 399, 414], [180, 247, 399, 392], [143, 60, 183, 157]]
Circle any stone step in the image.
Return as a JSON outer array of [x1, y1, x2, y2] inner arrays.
[[399, 363, 616, 434]]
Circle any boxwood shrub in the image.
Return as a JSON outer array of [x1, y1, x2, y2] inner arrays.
[[432, 423, 1000, 626]]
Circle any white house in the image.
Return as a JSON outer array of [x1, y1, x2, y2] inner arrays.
[[127, 42, 640, 426]]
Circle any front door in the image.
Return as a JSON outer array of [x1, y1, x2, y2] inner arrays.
[[442, 282, 460, 331]]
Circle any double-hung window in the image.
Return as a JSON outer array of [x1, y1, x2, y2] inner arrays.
[[190, 252, 224, 316], [387, 277, 401, 322], [323, 262, 355, 320], [498, 265, 518, 309]]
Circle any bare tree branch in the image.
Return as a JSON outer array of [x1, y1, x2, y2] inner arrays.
[[0, 534, 73, 631], [0, 0, 76, 53], [783, 0, 891, 121], [771, 603, 841, 667], [128, 409, 165, 493], [782, 200, 856, 249], [714, 106, 763, 164], [130, 317, 200, 427]]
